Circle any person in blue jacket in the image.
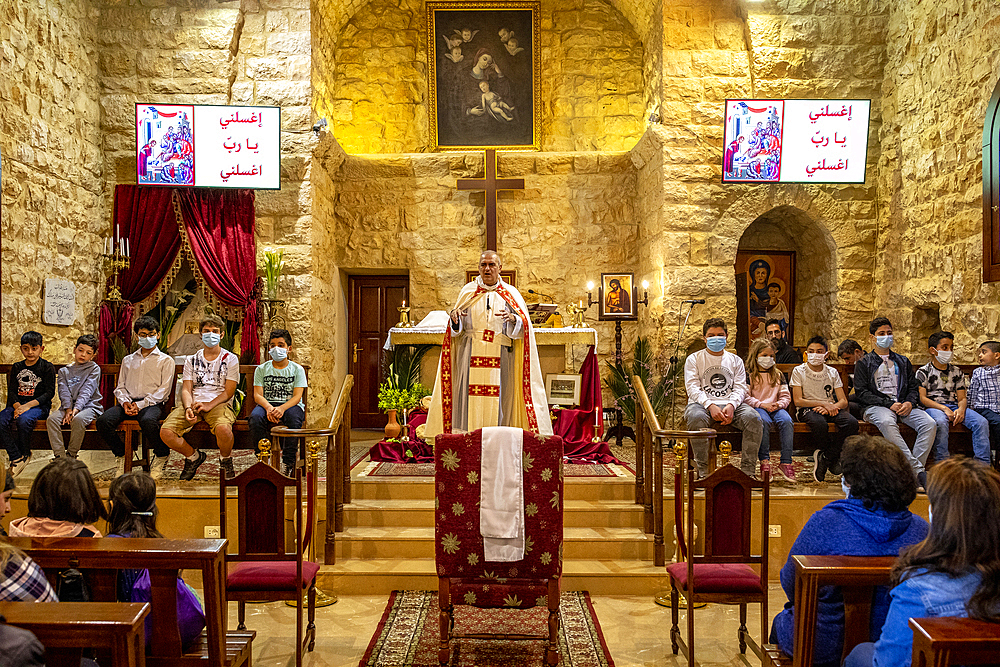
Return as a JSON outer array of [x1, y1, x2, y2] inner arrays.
[[770, 434, 928, 666], [844, 457, 1000, 667]]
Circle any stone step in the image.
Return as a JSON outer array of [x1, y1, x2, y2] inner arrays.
[[318, 558, 669, 597], [334, 526, 653, 560], [343, 498, 645, 529], [348, 474, 637, 503]]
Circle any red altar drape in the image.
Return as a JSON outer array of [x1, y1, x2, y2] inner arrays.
[[175, 189, 260, 362], [553, 345, 619, 464], [98, 185, 182, 363]]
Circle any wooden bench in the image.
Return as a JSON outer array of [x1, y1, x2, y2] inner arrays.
[[910, 616, 1000, 667], [0, 600, 149, 667], [761, 554, 896, 667], [0, 362, 308, 473], [9, 536, 254, 667]]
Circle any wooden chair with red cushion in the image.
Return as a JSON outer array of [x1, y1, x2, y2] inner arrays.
[[220, 458, 319, 667], [667, 441, 770, 666], [434, 428, 564, 666]]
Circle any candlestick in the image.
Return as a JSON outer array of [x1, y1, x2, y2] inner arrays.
[[396, 303, 412, 328]]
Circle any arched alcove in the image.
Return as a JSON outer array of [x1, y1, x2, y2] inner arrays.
[[736, 205, 838, 348]]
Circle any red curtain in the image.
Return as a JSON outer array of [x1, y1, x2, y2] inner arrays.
[[175, 189, 260, 362], [98, 185, 182, 363]]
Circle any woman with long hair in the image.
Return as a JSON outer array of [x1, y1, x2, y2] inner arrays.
[[744, 338, 795, 481], [845, 457, 1000, 667], [8, 458, 106, 538]]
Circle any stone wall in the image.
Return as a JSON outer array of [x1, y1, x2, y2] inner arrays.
[[875, 0, 1000, 362], [324, 0, 645, 153], [0, 0, 104, 361]]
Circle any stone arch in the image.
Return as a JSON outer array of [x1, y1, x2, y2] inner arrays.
[[717, 186, 875, 348]]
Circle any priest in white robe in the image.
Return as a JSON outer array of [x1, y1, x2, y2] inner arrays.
[[424, 251, 553, 438]]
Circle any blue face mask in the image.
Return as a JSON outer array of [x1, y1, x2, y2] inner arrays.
[[137, 336, 157, 350], [202, 332, 221, 348], [706, 336, 727, 353], [269, 346, 288, 362], [841, 478, 850, 497], [876, 334, 893, 349]]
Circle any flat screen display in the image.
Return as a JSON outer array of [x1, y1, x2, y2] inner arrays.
[[722, 99, 871, 184], [135, 104, 281, 189]]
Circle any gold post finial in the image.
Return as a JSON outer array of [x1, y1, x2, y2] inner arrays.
[[673, 440, 687, 461], [257, 439, 272, 463], [307, 439, 322, 464], [719, 440, 732, 463]]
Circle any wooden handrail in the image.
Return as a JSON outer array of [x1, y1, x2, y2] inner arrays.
[[328, 374, 354, 432]]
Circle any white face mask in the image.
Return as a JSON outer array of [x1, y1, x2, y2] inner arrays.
[[935, 349, 953, 364], [757, 356, 776, 370], [807, 352, 827, 366]]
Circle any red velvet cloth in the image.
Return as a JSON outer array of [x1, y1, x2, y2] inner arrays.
[[175, 189, 260, 362], [99, 185, 182, 363], [369, 438, 433, 463], [435, 429, 563, 609], [227, 560, 320, 591], [579, 345, 603, 437], [552, 408, 620, 464], [666, 562, 763, 594]]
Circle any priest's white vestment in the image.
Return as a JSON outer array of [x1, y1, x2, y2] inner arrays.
[[424, 276, 553, 438]]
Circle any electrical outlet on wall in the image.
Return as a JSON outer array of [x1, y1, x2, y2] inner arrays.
[[768, 525, 781, 538], [204, 526, 221, 539]]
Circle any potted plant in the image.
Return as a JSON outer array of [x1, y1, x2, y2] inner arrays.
[[604, 337, 683, 430], [262, 247, 284, 300]]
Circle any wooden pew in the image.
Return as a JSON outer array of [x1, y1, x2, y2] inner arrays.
[[9, 537, 254, 667], [910, 617, 1000, 667], [761, 554, 896, 667], [0, 600, 149, 667]]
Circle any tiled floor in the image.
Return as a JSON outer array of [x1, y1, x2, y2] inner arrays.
[[234, 585, 783, 666]]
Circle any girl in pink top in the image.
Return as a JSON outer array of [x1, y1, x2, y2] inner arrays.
[[745, 338, 795, 482]]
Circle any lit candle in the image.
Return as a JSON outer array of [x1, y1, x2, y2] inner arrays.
[[402, 300, 406, 308], [586, 281, 594, 291]]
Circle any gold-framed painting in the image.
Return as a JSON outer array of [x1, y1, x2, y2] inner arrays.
[[426, 1, 541, 151], [598, 272, 638, 321], [735, 250, 796, 356]]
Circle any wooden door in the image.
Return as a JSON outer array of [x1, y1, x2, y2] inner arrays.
[[349, 275, 409, 429]]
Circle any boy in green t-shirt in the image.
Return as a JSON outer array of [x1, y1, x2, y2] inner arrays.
[[250, 329, 307, 474]]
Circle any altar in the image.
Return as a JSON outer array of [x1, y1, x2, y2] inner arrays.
[[386, 322, 598, 385]]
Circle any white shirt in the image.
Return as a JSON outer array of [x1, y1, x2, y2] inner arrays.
[[183, 348, 240, 405], [684, 348, 749, 410], [114, 347, 176, 411], [789, 363, 843, 403], [873, 354, 899, 399]]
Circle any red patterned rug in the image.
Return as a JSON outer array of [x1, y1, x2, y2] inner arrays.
[[359, 462, 623, 478], [359, 590, 615, 667]]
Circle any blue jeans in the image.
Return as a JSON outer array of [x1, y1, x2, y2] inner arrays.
[[925, 404, 991, 464], [0, 405, 47, 461], [754, 407, 793, 464], [248, 404, 305, 469], [843, 641, 875, 667], [863, 405, 936, 475], [975, 407, 1000, 458]]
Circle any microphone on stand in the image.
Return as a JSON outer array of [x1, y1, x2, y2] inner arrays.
[[527, 289, 557, 302], [683, 299, 706, 304]]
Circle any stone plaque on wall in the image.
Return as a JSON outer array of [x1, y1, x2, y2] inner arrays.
[[43, 279, 76, 326]]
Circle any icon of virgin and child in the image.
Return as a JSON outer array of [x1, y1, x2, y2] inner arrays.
[[747, 258, 790, 337], [434, 11, 533, 147]]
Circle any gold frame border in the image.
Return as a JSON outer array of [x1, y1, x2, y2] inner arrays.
[[426, 1, 541, 152]]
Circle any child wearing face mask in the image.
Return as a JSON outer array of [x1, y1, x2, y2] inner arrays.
[[249, 329, 307, 475], [916, 331, 991, 465], [744, 338, 796, 482], [97, 316, 176, 479], [159, 314, 240, 481], [790, 335, 859, 482]]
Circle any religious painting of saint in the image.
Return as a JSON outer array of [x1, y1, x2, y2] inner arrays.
[[426, 2, 540, 151], [723, 100, 784, 183], [735, 250, 796, 353], [136, 104, 195, 186], [599, 273, 638, 321]]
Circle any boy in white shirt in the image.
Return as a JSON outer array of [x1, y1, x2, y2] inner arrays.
[[790, 335, 859, 482], [160, 314, 240, 480], [683, 318, 763, 477], [250, 329, 307, 475], [96, 316, 175, 478]]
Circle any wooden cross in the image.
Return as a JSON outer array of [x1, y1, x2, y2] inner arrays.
[[457, 149, 524, 251]]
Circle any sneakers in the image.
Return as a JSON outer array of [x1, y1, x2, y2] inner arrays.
[[10, 455, 31, 477], [114, 456, 127, 478], [778, 463, 797, 483], [220, 457, 236, 480], [149, 455, 169, 480], [917, 471, 927, 494], [179, 450, 207, 481], [759, 459, 772, 479], [812, 449, 828, 483], [829, 458, 843, 476]]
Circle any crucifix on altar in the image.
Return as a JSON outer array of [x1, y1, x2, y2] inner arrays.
[[457, 149, 524, 251]]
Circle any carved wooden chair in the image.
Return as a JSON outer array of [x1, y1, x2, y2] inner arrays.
[[434, 428, 564, 665], [910, 617, 1000, 667], [667, 441, 769, 666], [220, 450, 319, 667]]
